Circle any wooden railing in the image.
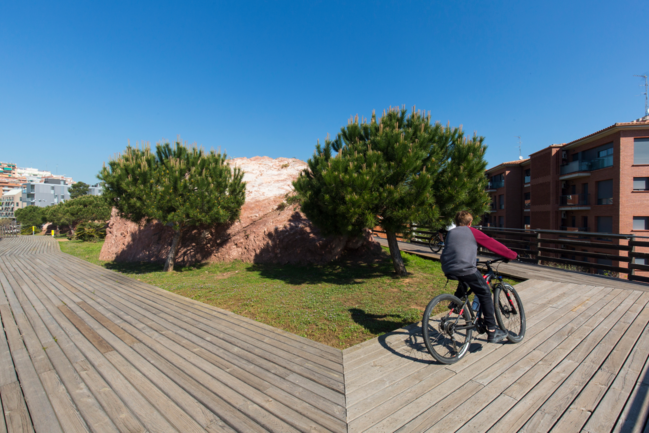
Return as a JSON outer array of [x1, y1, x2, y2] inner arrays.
[[372, 225, 649, 284]]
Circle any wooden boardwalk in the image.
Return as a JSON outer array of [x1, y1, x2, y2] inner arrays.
[[0, 236, 648, 432]]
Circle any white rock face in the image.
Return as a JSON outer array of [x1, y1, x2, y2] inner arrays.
[[229, 156, 307, 203]]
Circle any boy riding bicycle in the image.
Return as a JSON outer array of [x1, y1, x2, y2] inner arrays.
[[440, 211, 517, 343]]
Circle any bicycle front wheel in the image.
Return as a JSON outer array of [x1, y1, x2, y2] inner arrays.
[[429, 233, 443, 253], [422, 294, 473, 364], [494, 283, 526, 343]]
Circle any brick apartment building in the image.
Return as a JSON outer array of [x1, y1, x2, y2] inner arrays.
[[484, 115, 649, 274]]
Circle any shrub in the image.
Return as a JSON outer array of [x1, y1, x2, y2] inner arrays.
[[74, 222, 107, 242]]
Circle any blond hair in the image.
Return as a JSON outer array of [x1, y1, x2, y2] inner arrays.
[[454, 211, 473, 227]]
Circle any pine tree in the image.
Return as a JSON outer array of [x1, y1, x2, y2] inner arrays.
[[45, 195, 111, 236], [98, 140, 246, 272], [293, 106, 489, 276], [14, 206, 46, 228], [69, 181, 91, 199]]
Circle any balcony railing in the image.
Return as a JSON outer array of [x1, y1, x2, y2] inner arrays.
[[560, 155, 613, 176], [487, 180, 504, 190], [490, 203, 497, 211], [560, 194, 590, 206], [524, 176, 531, 184], [597, 197, 614, 205]]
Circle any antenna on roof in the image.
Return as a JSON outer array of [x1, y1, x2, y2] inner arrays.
[[635, 74, 649, 117], [516, 136, 523, 160]]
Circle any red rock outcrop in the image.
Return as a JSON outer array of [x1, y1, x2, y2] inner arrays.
[[99, 157, 378, 265]]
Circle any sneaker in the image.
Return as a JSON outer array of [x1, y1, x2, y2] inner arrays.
[[487, 328, 508, 343], [448, 303, 462, 314]]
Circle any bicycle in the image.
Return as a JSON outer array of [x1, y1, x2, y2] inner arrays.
[[428, 229, 446, 253], [422, 258, 526, 364]]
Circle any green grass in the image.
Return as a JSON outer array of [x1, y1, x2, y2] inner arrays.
[[59, 240, 520, 349]]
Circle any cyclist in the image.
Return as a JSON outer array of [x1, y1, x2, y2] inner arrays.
[[440, 211, 517, 343]]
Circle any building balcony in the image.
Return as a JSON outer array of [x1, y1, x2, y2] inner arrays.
[[524, 176, 531, 184], [559, 155, 613, 177], [560, 194, 589, 207], [597, 197, 613, 205], [486, 180, 504, 191], [524, 200, 531, 209]]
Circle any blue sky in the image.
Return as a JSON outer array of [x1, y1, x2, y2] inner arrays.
[[1, 1, 647, 183]]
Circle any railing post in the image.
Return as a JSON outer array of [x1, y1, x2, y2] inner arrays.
[[536, 231, 542, 266], [629, 234, 636, 281]]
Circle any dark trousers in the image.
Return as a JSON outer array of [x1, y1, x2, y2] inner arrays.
[[453, 270, 497, 330]]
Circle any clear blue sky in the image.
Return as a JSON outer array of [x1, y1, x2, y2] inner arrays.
[[1, 1, 647, 184]]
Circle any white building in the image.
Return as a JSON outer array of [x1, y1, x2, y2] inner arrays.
[[0, 189, 25, 220]]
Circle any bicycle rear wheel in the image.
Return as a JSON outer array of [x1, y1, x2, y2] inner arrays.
[[422, 294, 473, 364], [494, 283, 526, 343], [429, 233, 443, 253]]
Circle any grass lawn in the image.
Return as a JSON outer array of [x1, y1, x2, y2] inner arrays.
[[59, 240, 520, 349]]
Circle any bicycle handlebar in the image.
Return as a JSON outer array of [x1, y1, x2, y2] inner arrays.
[[476, 257, 509, 266]]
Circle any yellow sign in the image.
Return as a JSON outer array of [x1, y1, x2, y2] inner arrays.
[[51, 230, 55, 237]]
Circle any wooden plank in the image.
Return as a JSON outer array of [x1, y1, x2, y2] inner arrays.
[[49, 254, 343, 364], [5, 262, 124, 433], [488, 291, 645, 433], [76, 302, 138, 347], [34, 255, 342, 430], [350, 284, 606, 432], [58, 265, 346, 393], [426, 286, 627, 432], [16, 261, 177, 433], [0, 274, 63, 433], [58, 305, 114, 354], [1, 382, 33, 433], [523, 293, 649, 431], [582, 308, 649, 432], [454, 287, 630, 433]]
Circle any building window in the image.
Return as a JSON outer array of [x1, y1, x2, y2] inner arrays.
[[498, 216, 504, 228], [597, 180, 613, 205], [524, 215, 530, 226], [634, 177, 649, 190], [634, 138, 649, 164], [499, 194, 505, 209], [633, 217, 649, 230], [597, 216, 613, 233], [634, 257, 647, 265]]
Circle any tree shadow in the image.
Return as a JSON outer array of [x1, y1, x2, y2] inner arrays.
[[102, 260, 209, 275], [349, 308, 415, 336]]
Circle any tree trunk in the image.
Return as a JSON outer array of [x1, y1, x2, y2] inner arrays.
[[163, 229, 183, 272], [386, 231, 407, 276]]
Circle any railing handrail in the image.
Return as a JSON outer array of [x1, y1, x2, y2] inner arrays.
[[477, 225, 638, 239]]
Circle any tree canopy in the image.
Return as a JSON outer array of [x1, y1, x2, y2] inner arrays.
[[98, 140, 246, 271], [45, 195, 111, 235], [14, 206, 47, 228], [293, 106, 489, 275], [69, 181, 91, 199]]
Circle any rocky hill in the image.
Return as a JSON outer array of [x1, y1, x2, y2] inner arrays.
[[99, 156, 375, 265]]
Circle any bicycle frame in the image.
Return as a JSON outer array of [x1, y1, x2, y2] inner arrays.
[[449, 258, 514, 331]]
